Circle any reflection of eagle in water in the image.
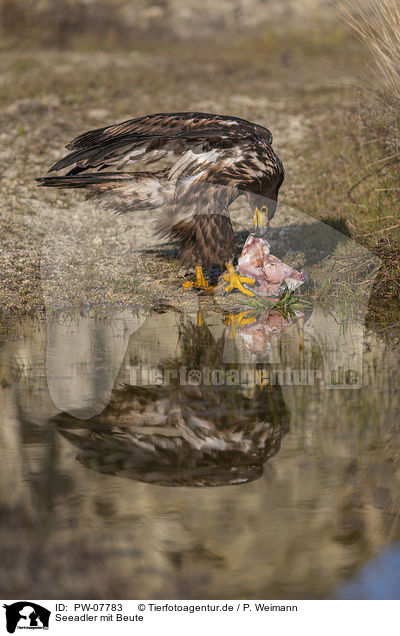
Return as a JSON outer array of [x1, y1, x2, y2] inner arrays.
[[37, 112, 284, 293], [53, 316, 289, 487]]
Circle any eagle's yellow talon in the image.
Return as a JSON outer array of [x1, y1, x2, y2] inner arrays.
[[222, 263, 255, 296], [183, 266, 213, 292]]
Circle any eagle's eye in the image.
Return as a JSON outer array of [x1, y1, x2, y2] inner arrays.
[[261, 206, 267, 213]]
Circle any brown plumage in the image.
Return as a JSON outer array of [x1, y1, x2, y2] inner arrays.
[[37, 111, 284, 268]]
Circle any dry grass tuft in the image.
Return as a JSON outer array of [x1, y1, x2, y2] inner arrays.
[[333, 0, 400, 99], [320, 1, 400, 305]]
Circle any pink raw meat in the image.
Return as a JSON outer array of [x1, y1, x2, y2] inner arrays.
[[237, 234, 304, 297]]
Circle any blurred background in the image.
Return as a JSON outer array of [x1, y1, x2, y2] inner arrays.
[[0, 0, 345, 47]]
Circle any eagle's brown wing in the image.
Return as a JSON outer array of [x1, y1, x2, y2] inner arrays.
[[38, 112, 283, 268], [47, 111, 274, 175]]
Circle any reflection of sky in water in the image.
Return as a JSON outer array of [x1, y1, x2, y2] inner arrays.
[[337, 543, 400, 600]]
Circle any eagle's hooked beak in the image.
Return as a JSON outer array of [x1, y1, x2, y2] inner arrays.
[[253, 206, 270, 233]]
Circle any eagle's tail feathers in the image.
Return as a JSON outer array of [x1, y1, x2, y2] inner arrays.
[[36, 171, 169, 214], [35, 172, 136, 189]]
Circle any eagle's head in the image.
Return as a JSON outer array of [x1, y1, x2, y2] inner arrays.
[[246, 169, 285, 228]]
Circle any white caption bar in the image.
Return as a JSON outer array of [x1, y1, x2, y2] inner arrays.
[[1, 600, 398, 636]]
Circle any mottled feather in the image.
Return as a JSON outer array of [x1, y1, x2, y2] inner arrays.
[[37, 111, 284, 267]]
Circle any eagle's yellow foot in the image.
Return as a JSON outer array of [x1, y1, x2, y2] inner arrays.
[[224, 311, 256, 336], [221, 263, 255, 296], [183, 266, 213, 292], [253, 206, 268, 229]]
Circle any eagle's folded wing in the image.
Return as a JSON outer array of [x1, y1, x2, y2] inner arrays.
[[47, 112, 274, 176], [38, 111, 284, 274]]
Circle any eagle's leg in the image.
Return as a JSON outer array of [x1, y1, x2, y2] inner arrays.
[[182, 266, 213, 292], [253, 206, 269, 230], [221, 263, 255, 296]]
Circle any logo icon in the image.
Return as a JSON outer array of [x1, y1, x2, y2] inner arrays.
[[3, 603, 50, 634]]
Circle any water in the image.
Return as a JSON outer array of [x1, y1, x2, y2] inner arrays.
[[0, 305, 399, 599]]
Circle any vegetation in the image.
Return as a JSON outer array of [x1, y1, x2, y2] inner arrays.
[[238, 289, 312, 320], [301, 1, 400, 312]]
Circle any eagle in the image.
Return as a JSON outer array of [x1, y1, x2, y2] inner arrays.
[[37, 112, 284, 295]]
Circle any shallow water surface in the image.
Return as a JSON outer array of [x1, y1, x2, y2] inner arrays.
[[0, 305, 399, 599]]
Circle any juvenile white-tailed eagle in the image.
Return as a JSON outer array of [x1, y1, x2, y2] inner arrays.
[[37, 112, 284, 295]]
